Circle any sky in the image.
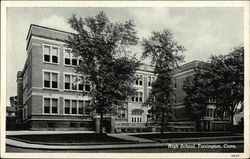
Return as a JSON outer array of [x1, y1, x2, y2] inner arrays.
[[5, 7, 244, 106]]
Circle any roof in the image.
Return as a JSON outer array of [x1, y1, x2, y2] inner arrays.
[[26, 24, 74, 50], [26, 24, 73, 40], [173, 60, 202, 74]]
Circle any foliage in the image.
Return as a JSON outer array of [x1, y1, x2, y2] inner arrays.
[[141, 29, 185, 134], [67, 11, 141, 132], [183, 46, 244, 123]]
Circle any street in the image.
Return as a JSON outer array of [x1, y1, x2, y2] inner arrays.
[[6, 143, 243, 153]]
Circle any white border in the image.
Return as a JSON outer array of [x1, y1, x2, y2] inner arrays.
[[1, 1, 249, 159]]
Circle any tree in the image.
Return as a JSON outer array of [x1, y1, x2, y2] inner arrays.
[[141, 29, 185, 135], [183, 46, 244, 128], [67, 11, 140, 133]]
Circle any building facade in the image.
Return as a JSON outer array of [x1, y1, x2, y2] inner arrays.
[[16, 24, 155, 131], [16, 24, 230, 132]]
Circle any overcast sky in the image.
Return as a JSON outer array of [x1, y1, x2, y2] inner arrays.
[[6, 7, 244, 105]]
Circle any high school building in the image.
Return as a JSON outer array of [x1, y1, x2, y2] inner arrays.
[[16, 24, 230, 132]]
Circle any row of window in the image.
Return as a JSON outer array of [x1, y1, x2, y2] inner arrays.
[[43, 44, 82, 66], [134, 75, 156, 87], [117, 109, 126, 119], [64, 99, 90, 115], [43, 71, 91, 92], [131, 92, 143, 102], [131, 117, 142, 123], [43, 45, 180, 91], [43, 71, 156, 92], [43, 97, 91, 115]]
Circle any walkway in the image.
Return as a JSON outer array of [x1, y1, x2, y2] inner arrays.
[[108, 134, 156, 143], [6, 130, 95, 136]]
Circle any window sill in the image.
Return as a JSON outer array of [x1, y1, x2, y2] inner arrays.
[[43, 61, 60, 65], [62, 114, 87, 116], [42, 113, 59, 115], [64, 64, 78, 67], [63, 89, 86, 93], [43, 88, 60, 91]]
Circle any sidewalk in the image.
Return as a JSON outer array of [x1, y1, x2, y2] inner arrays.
[[108, 134, 156, 143], [6, 130, 95, 136]]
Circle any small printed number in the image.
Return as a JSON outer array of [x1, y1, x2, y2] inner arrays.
[[231, 155, 239, 157]]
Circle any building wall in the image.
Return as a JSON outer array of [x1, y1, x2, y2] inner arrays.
[[171, 61, 199, 120], [18, 24, 201, 130]]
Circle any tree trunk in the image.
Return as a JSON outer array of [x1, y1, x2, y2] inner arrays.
[[161, 108, 164, 137], [100, 112, 103, 134]]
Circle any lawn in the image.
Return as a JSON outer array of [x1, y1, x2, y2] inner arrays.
[[7, 133, 133, 144], [131, 132, 241, 140]]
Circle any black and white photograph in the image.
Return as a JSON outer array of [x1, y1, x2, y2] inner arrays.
[[1, 1, 249, 158]]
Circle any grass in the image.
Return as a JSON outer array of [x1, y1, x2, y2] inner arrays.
[[7, 133, 133, 144], [131, 132, 241, 140]]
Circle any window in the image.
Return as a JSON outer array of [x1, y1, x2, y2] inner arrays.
[[79, 101, 84, 114], [72, 75, 77, 90], [148, 76, 151, 86], [64, 74, 91, 92], [72, 57, 78, 66], [72, 100, 77, 114], [44, 98, 50, 114], [121, 109, 126, 118], [64, 48, 82, 66], [85, 84, 91, 92], [44, 72, 50, 88], [43, 44, 59, 64], [139, 75, 143, 85], [44, 45, 50, 62], [64, 99, 90, 115], [64, 49, 71, 65], [44, 98, 58, 114], [148, 76, 155, 87], [139, 92, 143, 102], [174, 78, 177, 89], [65, 75, 70, 90], [135, 75, 143, 86], [78, 77, 84, 91], [117, 108, 126, 119], [43, 71, 59, 89], [52, 73, 58, 88], [51, 47, 59, 63], [131, 92, 143, 102], [52, 99, 58, 114], [132, 109, 143, 115], [64, 100, 70, 114]]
